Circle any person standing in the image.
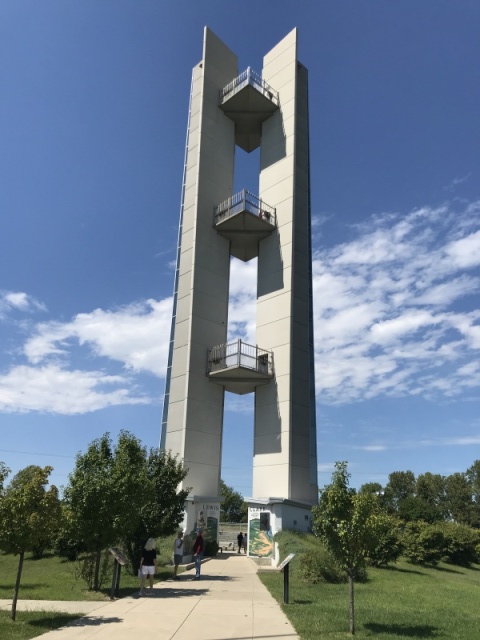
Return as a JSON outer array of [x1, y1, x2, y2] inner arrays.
[[237, 531, 244, 554], [173, 531, 184, 579], [140, 537, 157, 596], [243, 533, 247, 554], [193, 529, 204, 579]]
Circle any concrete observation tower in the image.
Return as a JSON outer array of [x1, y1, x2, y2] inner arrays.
[[161, 27, 318, 561]]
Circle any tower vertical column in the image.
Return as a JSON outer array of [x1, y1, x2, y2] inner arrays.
[[161, 28, 238, 529], [255, 28, 318, 507]]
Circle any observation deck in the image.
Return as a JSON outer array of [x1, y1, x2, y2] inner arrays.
[[219, 67, 279, 152], [207, 339, 274, 395], [214, 190, 276, 261]]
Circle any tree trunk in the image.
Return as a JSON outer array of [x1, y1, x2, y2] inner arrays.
[[94, 547, 102, 591], [11, 550, 24, 621], [125, 538, 143, 576], [348, 570, 355, 635]]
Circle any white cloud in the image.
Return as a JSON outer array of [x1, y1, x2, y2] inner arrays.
[[0, 364, 149, 414], [227, 258, 257, 344], [352, 434, 480, 453], [312, 200, 480, 403], [445, 230, 480, 269], [370, 310, 439, 344], [24, 298, 173, 375], [0, 291, 46, 318], [357, 445, 387, 452]]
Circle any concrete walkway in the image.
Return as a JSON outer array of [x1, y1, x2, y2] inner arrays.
[[0, 553, 299, 640]]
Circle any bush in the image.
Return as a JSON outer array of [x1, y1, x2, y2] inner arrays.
[[54, 532, 84, 561], [438, 522, 480, 567], [402, 521, 444, 565], [271, 530, 369, 585], [30, 543, 49, 559], [74, 551, 111, 590], [368, 516, 403, 567], [154, 534, 176, 567], [299, 544, 368, 584]]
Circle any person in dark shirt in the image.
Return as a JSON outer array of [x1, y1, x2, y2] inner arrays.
[[193, 529, 204, 579], [140, 537, 157, 595], [237, 531, 244, 553]]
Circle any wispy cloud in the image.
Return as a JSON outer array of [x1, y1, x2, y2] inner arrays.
[[0, 364, 149, 414], [313, 200, 480, 403], [23, 298, 173, 375], [0, 291, 46, 318], [443, 172, 472, 192], [355, 435, 480, 452]]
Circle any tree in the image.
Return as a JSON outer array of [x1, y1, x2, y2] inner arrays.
[[465, 460, 480, 527], [415, 472, 446, 522], [384, 470, 416, 513], [312, 462, 392, 636], [121, 446, 189, 574], [444, 472, 473, 525], [64, 433, 117, 590], [64, 431, 190, 584], [0, 465, 61, 620], [220, 479, 247, 522], [0, 462, 9, 493], [358, 482, 384, 495]]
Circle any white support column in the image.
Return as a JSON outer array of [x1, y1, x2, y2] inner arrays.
[[255, 28, 318, 506], [161, 29, 238, 527]]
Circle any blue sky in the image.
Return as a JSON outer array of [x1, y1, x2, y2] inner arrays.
[[1, 1, 479, 498]]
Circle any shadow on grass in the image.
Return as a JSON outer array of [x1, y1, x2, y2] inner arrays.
[[430, 565, 464, 574], [364, 622, 440, 637], [25, 553, 56, 562], [25, 613, 82, 630], [291, 599, 313, 605], [376, 566, 426, 576]]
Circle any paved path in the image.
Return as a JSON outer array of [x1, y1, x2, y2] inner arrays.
[[0, 554, 299, 640]]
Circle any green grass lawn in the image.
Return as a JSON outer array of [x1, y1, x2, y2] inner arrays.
[[259, 535, 480, 639], [0, 551, 176, 602], [0, 611, 81, 640]]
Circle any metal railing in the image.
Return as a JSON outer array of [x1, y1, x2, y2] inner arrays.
[[214, 189, 276, 226], [208, 339, 274, 375], [219, 67, 279, 106]]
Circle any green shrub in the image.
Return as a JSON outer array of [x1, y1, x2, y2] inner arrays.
[[402, 521, 444, 565], [30, 543, 49, 559], [271, 529, 371, 584], [368, 516, 403, 567], [74, 550, 111, 590], [438, 522, 480, 567], [299, 546, 367, 584], [54, 532, 84, 561]]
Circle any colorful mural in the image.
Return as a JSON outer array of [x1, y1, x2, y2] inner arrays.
[[248, 508, 273, 557], [196, 503, 220, 542]]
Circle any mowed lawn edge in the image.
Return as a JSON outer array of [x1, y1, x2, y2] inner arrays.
[[259, 552, 480, 639], [0, 611, 82, 640]]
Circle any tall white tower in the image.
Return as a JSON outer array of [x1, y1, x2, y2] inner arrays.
[[161, 27, 317, 559]]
